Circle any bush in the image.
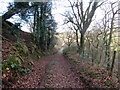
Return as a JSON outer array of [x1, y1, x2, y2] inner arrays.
[[2, 53, 22, 70], [2, 53, 32, 77], [63, 46, 77, 55]]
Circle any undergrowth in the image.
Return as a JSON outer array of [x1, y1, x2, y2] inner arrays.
[[63, 46, 119, 88]]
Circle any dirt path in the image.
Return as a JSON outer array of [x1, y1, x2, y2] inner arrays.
[[12, 54, 85, 88], [40, 54, 85, 88]]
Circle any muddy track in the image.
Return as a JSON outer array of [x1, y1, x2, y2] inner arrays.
[[12, 54, 88, 88]]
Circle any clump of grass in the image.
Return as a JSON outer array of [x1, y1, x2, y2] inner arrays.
[[103, 80, 112, 87], [87, 71, 99, 79]]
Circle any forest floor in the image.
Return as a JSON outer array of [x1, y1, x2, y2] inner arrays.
[[10, 52, 119, 89], [12, 53, 86, 88]]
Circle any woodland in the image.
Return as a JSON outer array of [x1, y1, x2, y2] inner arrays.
[[1, 0, 119, 88]]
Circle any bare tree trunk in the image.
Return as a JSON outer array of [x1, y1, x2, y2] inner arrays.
[[79, 33, 84, 54], [75, 30, 80, 49], [107, 12, 115, 70], [98, 50, 102, 65], [109, 51, 116, 76], [33, 6, 37, 42]]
